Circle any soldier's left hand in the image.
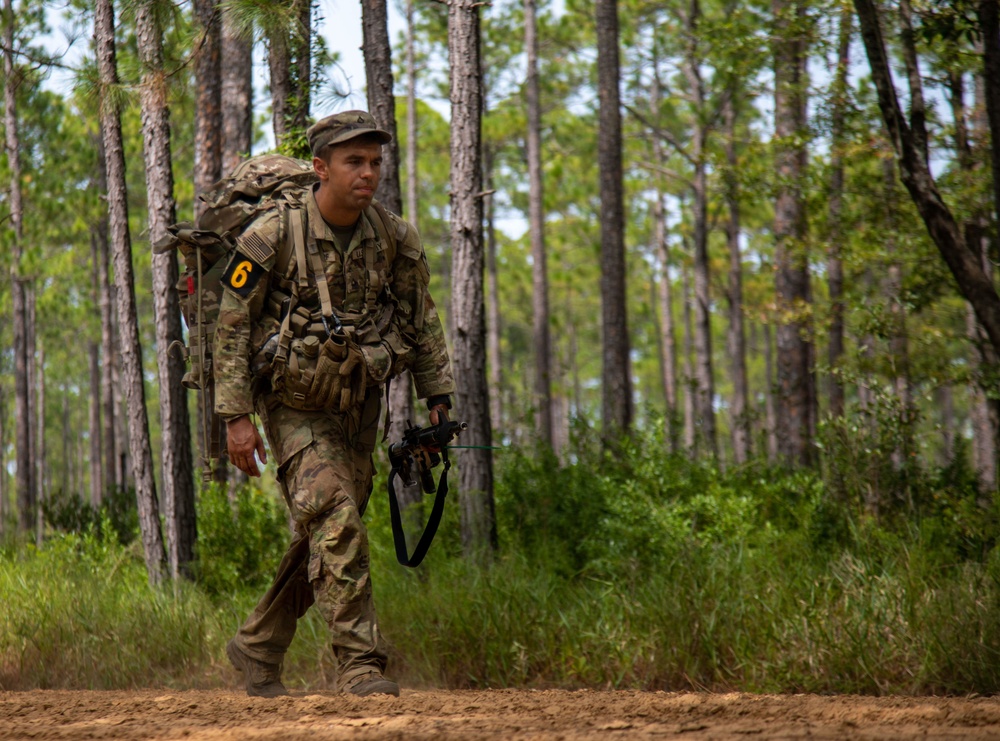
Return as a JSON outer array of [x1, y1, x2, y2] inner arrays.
[[429, 404, 449, 426]]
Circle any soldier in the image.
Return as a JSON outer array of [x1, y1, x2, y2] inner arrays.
[[215, 110, 455, 698]]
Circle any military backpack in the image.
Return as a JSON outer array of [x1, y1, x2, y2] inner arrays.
[[154, 153, 401, 470]]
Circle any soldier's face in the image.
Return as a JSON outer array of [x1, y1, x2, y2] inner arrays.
[[314, 140, 383, 216]]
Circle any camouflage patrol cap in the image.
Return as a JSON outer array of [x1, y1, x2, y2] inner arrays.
[[307, 110, 392, 156]]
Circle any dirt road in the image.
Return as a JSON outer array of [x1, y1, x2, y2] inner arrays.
[[2, 688, 998, 739]]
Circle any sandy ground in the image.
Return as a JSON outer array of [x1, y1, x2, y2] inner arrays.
[[2, 688, 999, 740]]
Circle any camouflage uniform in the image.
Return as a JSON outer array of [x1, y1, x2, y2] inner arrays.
[[213, 124, 454, 689]]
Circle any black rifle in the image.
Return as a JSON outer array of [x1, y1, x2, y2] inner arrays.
[[387, 419, 467, 567]]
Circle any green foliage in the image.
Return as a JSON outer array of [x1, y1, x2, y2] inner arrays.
[[192, 482, 290, 598], [43, 486, 140, 547], [4, 434, 1000, 693], [0, 523, 224, 690]]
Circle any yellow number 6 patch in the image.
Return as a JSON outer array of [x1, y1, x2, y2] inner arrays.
[[221, 254, 264, 298], [231, 260, 253, 288]]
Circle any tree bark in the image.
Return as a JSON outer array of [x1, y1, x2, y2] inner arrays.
[[405, 0, 418, 224], [763, 320, 778, 462], [34, 343, 44, 549], [485, 146, 503, 432], [979, 0, 1000, 230], [651, 63, 677, 452], [0, 385, 6, 536], [772, 0, 813, 466], [827, 5, 850, 419], [854, 0, 1000, 358], [194, 0, 222, 215], [27, 285, 37, 517], [269, 15, 292, 146], [881, 156, 913, 474], [361, 0, 414, 465], [724, 97, 749, 465], [110, 293, 128, 488], [681, 0, 717, 459], [291, 0, 311, 132], [596, 0, 632, 438], [682, 251, 696, 452], [5, 0, 33, 535], [449, 0, 497, 560], [525, 0, 553, 447], [362, 0, 402, 213], [95, 0, 166, 586], [89, 237, 104, 507], [897, 0, 928, 164], [387, 0, 420, 464], [221, 4, 253, 174], [94, 128, 117, 497], [137, 0, 197, 580], [194, 0, 227, 483]]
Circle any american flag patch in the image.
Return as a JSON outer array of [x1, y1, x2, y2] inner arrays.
[[237, 230, 275, 265]]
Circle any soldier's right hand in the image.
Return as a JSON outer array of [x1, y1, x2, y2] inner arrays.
[[226, 415, 267, 477]]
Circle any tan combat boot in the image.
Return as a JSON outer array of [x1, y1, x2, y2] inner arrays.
[[226, 639, 289, 698], [344, 670, 400, 697]]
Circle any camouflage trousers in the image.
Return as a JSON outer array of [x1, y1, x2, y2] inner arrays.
[[231, 398, 387, 689]]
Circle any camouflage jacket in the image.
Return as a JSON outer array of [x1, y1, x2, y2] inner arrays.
[[213, 186, 455, 420]]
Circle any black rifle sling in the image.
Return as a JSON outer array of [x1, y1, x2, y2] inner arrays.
[[387, 445, 450, 568]]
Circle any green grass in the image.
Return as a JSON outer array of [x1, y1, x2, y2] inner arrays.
[[2, 424, 999, 694]]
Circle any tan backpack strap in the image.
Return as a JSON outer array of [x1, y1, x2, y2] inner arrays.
[[307, 236, 337, 330], [273, 280, 297, 367], [274, 204, 296, 279], [289, 207, 309, 290], [369, 200, 405, 262]]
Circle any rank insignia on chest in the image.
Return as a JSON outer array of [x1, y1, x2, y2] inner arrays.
[[222, 253, 265, 297]]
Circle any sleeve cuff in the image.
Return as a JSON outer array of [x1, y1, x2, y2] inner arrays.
[[426, 394, 452, 410]]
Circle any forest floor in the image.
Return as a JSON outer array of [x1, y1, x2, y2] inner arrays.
[[1, 688, 999, 740]]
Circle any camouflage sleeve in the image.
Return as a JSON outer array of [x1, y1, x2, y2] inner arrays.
[[388, 221, 456, 399], [213, 212, 280, 418]]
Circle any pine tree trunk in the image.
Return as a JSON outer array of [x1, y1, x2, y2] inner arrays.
[[525, 0, 553, 447], [34, 343, 44, 549], [651, 64, 677, 453], [361, 0, 414, 463], [0, 385, 6, 535], [194, 0, 222, 215], [291, 0, 311, 132], [362, 0, 401, 213], [655, 201, 678, 453], [138, 0, 197, 580], [449, 0, 496, 560], [827, 6, 850, 420], [724, 98, 749, 465], [5, 0, 34, 536], [194, 0, 227, 483], [94, 129, 117, 497], [595, 0, 632, 438], [89, 237, 104, 506], [485, 146, 503, 434], [763, 321, 778, 463], [221, 4, 253, 174], [388, 0, 419, 452], [61, 390, 70, 499], [855, 0, 1000, 357], [405, 0, 418, 223], [269, 25, 292, 145], [683, 2, 716, 459], [95, 0, 166, 586], [772, 0, 813, 466], [27, 286, 37, 518], [682, 255, 696, 452], [979, 0, 1000, 230]]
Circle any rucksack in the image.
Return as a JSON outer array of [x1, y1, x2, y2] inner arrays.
[[153, 153, 401, 471]]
